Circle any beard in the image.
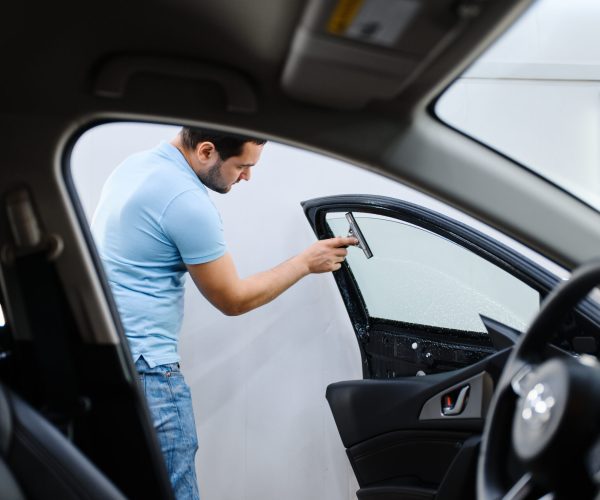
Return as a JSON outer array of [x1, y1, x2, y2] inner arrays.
[[199, 158, 231, 194]]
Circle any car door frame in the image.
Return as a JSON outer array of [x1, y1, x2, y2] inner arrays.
[[302, 194, 600, 378]]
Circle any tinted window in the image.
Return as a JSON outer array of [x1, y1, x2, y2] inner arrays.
[[327, 213, 540, 333]]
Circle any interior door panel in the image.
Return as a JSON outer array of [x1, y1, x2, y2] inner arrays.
[[327, 352, 508, 500], [350, 431, 470, 499], [326, 352, 506, 448]]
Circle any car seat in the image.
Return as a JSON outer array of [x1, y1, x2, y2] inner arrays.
[[0, 381, 126, 500]]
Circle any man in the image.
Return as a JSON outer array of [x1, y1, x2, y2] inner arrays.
[[92, 127, 357, 499]]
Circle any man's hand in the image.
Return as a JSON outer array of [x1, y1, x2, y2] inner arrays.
[[298, 236, 358, 274]]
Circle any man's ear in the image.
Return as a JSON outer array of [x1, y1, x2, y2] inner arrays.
[[195, 141, 217, 163]]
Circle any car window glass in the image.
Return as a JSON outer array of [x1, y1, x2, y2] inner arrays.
[[436, 0, 600, 212], [327, 213, 540, 333]]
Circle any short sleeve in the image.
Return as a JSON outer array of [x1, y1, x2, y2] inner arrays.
[[160, 189, 226, 264]]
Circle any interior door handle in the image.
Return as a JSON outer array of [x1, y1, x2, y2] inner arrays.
[[442, 385, 470, 416]]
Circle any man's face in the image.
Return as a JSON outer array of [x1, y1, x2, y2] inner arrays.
[[200, 142, 264, 194]]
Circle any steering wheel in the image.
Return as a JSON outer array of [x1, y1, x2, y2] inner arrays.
[[478, 260, 600, 499]]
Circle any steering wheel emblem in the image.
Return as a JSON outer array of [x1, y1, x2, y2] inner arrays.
[[521, 383, 555, 426]]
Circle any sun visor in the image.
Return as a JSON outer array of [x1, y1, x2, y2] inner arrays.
[[281, 0, 486, 109]]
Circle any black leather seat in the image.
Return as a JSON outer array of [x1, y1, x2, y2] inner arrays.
[[0, 383, 126, 500]]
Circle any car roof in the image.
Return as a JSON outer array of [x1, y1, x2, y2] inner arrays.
[[3, 0, 600, 268]]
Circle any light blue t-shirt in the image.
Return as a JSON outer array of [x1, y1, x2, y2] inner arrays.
[[92, 142, 226, 367]]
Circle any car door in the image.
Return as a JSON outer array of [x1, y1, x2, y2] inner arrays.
[[302, 194, 600, 500]]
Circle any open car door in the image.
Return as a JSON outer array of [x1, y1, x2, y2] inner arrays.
[[302, 195, 600, 500]]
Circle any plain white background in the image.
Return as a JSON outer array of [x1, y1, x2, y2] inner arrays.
[[70, 0, 597, 498]]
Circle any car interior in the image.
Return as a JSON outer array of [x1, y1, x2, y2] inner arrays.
[[1, 0, 600, 499]]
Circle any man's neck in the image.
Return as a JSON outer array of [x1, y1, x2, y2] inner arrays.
[[170, 137, 195, 171]]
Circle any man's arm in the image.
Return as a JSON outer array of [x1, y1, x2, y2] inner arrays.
[[186, 237, 357, 316]]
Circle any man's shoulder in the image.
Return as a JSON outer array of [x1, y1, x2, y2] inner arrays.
[[163, 186, 217, 221], [119, 144, 173, 172], [116, 147, 201, 200]]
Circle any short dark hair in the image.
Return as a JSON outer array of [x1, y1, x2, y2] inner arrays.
[[180, 127, 266, 160]]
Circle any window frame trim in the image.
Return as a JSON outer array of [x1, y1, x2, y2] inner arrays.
[[302, 194, 600, 377]]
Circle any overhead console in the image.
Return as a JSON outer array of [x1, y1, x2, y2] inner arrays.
[[282, 0, 530, 109]]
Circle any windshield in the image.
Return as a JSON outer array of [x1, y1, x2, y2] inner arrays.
[[436, 0, 600, 211]]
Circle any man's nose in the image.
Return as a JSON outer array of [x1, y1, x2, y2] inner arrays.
[[240, 168, 251, 181]]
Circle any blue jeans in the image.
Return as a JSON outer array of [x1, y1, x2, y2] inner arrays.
[[136, 358, 200, 500]]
